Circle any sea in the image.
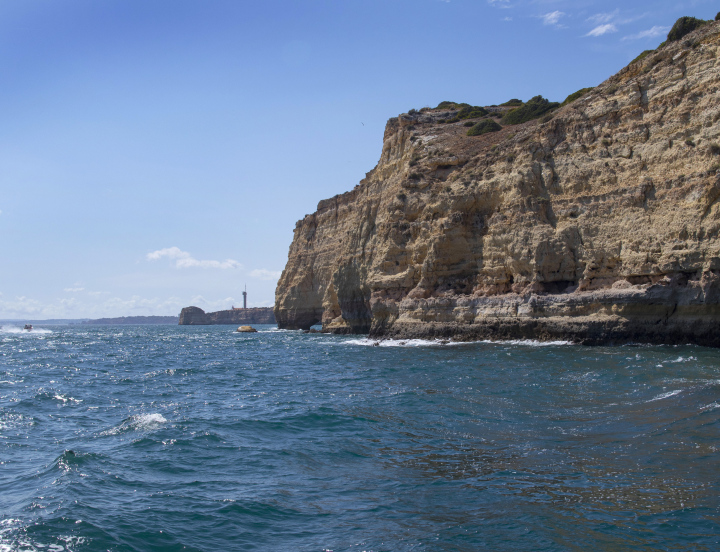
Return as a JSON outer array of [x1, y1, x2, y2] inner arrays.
[[1, 324, 718, 551]]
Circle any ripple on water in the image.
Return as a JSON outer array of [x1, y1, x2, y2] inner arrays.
[[99, 413, 168, 436], [1, 325, 719, 551]]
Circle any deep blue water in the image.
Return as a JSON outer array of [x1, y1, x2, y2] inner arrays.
[[1, 324, 719, 551]]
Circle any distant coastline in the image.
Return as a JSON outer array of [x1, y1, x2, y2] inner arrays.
[[0, 318, 89, 325], [82, 316, 180, 325], [179, 306, 275, 325]]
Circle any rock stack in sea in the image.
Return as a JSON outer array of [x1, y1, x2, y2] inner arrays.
[[275, 18, 720, 346], [179, 307, 276, 325]]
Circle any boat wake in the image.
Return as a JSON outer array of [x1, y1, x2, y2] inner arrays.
[[0, 326, 52, 335]]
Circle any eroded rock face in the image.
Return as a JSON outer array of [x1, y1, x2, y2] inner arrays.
[[275, 22, 720, 346]]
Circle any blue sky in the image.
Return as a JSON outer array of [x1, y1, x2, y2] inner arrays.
[[1, 0, 717, 319]]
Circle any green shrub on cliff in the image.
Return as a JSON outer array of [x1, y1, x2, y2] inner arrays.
[[631, 49, 655, 64], [667, 16, 708, 42], [467, 119, 502, 136], [716, 12, 720, 21], [436, 101, 474, 111], [435, 102, 489, 123], [562, 87, 594, 106], [500, 99, 523, 107], [502, 96, 559, 125], [456, 105, 488, 120]]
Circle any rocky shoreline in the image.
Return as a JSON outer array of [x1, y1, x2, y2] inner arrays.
[[368, 281, 720, 347]]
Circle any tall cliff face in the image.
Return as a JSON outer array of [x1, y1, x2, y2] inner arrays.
[[276, 22, 720, 345]]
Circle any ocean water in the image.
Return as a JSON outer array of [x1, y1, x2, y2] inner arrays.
[[1, 324, 719, 552]]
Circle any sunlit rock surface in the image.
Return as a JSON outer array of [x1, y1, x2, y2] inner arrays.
[[276, 22, 720, 346]]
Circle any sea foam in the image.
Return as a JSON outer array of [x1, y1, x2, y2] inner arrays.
[[0, 326, 52, 335], [647, 389, 683, 402], [101, 413, 168, 436], [339, 337, 573, 347]]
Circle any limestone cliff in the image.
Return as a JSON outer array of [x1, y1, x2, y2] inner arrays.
[[179, 307, 276, 325], [275, 21, 720, 346]]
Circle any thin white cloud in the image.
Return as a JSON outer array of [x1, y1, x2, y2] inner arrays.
[[250, 269, 282, 281], [0, 292, 216, 319], [587, 9, 619, 25], [503, 17, 513, 21], [146, 247, 242, 270], [189, 295, 240, 311], [586, 24, 618, 37], [64, 287, 85, 293], [622, 26, 670, 41], [542, 11, 564, 26], [488, 0, 511, 5]]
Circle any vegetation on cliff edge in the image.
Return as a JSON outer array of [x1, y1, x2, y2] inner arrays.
[[502, 96, 560, 125], [667, 16, 709, 42], [467, 119, 502, 136], [418, 16, 713, 130], [562, 87, 594, 106]]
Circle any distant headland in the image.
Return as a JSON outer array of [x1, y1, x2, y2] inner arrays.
[[179, 306, 276, 325], [83, 316, 180, 325]]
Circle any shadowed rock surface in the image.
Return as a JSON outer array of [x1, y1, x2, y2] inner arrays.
[[275, 20, 720, 346], [179, 307, 276, 325]]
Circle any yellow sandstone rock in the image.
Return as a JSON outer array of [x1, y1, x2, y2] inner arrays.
[[236, 326, 257, 333], [275, 21, 720, 346]]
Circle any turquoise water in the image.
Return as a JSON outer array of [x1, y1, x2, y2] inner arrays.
[[1, 324, 719, 551]]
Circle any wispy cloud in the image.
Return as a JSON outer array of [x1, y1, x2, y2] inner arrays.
[[542, 11, 565, 27], [487, 0, 511, 6], [587, 9, 620, 25], [586, 24, 618, 37], [189, 295, 241, 311], [622, 25, 670, 41], [147, 247, 242, 270], [64, 287, 85, 293], [250, 269, 282, 281]]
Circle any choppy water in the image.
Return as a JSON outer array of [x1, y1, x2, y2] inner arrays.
[[1, 324, 719, 551]]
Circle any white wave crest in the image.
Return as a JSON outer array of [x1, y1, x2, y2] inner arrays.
[[481, 339, 573, 346], [101, 413, 167, 436], [341, 338, 464, 347], [0, 527, 86, 552], [339, 337, 573, 347], [53, 394, 82, 404], [647, 389, 683, 402], [668, 356, 697, 363]]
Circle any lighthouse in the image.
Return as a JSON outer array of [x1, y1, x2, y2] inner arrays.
[[242, 285, 247, 309]]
